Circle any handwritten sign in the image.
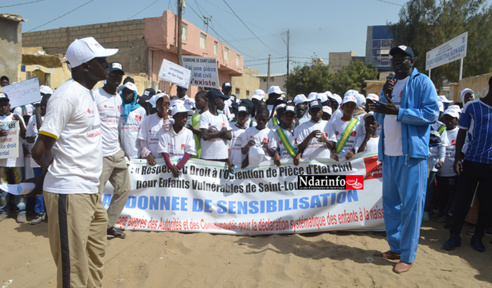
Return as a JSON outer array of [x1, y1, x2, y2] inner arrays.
[[1, 78, 41, 108], [158, 59, 191, 89]]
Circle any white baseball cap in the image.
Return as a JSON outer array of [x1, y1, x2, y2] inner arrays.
[[448, 104, 461, 111], [354, 93, 366, 106], [366, 93, 379, 102], [252, 89, 265, 101], [307, 92, 318, 102], [40, 85, 53, 95], [122, 82, 138, 93], [443, 107, 460, 119], [363, 111, 375, 120], [344, 89, 358, 98], [342, 95, 358, 105], [147, 92, 169, 108], [284, 105, 296, 114], [438, 95, 453, 103], [275, 103, 286, 111], [293, 94, 307, 105], [317, 92, 328, 103], [328, 93, 342, 106], [65, 37, 118, 68], [267, 86, 285, 95], [171, 103, 190, 116], [322, 106, 332, 115]]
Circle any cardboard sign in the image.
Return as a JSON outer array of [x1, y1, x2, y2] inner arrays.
[[0, 121, 20, 159], [158, 59, 191, 89], [182, 56, 220, 89], [1, 78, 41, 108]]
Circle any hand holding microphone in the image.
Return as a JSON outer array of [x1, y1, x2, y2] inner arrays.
[[383, 72, 396, 100]]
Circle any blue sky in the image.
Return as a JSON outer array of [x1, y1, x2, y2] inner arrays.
[[0, 0, 445, 74]]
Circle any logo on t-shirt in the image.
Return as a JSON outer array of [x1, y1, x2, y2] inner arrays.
[[451, 140, 456, 145], [350, 131, 357, 137], [135, 115, 142, 121], [181, 144, 185, 150], [222, 123, 225, 128], [88, 108, 91, 114]]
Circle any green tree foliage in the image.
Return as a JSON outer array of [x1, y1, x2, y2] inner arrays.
[[285, 59, 378, 97], [284, 58, 332, 97], [331, 61, 379, 96], [389, 0, 492, 87]]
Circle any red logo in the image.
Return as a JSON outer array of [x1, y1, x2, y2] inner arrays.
[[88, 109, 91, 114], [181, 144, 185, 150], [104, 105, 107, 108], [451, 140, 456, 145], [321, 133, 327, 138], [364, 156, 382, 180], [350, 131, 357, 137], [335, 131, 339, 135], [135, 115, 142, 121], [117, 106, 120, 112], [222, 123, 225, 128], [345, 175, 364, 190]]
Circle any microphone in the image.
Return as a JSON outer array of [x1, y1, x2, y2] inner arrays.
[[386, 72, 396, 100]]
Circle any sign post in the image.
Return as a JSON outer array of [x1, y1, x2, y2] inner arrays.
[[426, 32, 468, 80]]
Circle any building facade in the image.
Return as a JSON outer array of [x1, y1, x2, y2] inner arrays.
[[0, 13, 25, 83], [22, 10, 243, 97]]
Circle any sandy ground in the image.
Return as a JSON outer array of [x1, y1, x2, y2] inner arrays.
[[1, 215, 491, 288]]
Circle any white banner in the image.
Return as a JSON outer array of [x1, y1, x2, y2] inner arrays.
[[426, 32, 468, 70], [158, 59, 191, 89], [1, 78, 40, 108], [0, 121, 20, 159], [103, 153, 384, 235], [182, 56, 220, 89]]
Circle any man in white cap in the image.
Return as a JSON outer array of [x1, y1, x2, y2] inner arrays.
[[32, 37, 118, 287], [251, 89, 265, 119], [93, 61, 131, 239], [293, 94, 309, 125], [327, 93, 342, 122], [266, 86, 285, 116]]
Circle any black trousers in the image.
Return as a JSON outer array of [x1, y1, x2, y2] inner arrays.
[[450, 160, 492, 238]]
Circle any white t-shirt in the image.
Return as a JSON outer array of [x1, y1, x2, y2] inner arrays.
[[384, 77, 407, 156], [199, 110, 231, 160], [0, 114, 25, 167], [119, 106, 146, 159], [229, 124, 247, 167], [332, 118, 363, 153], [356, 136, 380, 153], [438, 127, 458, 177], [272, 125, 297, 159], [40, 79, 102, 194], [157, 127, 196, 156], [137, 113, 165, 159], [295, 119, 336, 160], [94, 87, 122, 157], [26, 115, 44, 168], [240, 126, 275, 167]]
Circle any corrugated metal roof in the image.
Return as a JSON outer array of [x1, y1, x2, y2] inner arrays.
[[0, 13, 26, 22]]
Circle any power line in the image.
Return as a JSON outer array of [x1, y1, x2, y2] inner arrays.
[[128, 0, 160, 20], [186, 2, 262, 60], [375, 0, 404, 7], [0, 0, 43, 8], [221, 0, 280, 54], [27, 0, 94, 32]]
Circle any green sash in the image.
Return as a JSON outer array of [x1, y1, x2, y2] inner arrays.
[[276, 127, 297, 158], [335, 118, 358, 154], [438, 124, 446, 135], [272, 116, 278, 127]]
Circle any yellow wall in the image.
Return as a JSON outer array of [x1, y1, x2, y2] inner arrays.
[[231, 67, 260, 100], [449, 72, 492, 102]]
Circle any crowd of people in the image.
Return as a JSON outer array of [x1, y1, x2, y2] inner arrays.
[[0, 37, 491, 285]]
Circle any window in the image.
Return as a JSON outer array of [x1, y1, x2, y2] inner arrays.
[[236, 55, 240, 66], [200, 33, 207, 49], [224, 47, 229, 61], [182, 23, 188, 41], [214, 41, 218, 55], [235, 88, 240, 95], [246, 90, 250, 98]]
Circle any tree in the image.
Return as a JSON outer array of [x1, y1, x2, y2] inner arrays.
[[331, 61, 379, 96], [284, 58, 332, 97], [285, 58, 378, 97], [389, 0, 492, 87]]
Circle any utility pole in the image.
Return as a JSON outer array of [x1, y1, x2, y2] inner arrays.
[[203, 16, 212, 34], [177, 0, 183, 65], [267, 54, 271, 90], [286, 29, 290, 77]]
